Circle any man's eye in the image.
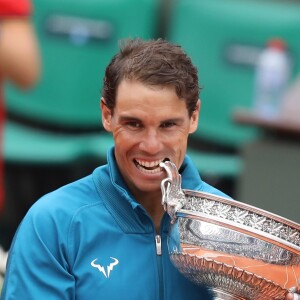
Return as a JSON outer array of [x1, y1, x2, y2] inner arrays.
[[161, 122, 176, 128], [127, 121, 142, 128]]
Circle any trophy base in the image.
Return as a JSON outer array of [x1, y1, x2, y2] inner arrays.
[[213, 288, 245, 300], [170, 252, 289, 300]]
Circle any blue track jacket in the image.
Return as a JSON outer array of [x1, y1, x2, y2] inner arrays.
[[1, 148, 230, 300]]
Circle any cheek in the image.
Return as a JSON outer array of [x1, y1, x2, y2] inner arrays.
[[165, 133, 188, 153], [169, 128, 190, 142], [113, 130, 138, 149]]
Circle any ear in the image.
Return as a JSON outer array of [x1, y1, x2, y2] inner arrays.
[[189, 99, 200, 134], [100, 97, 112, 132]]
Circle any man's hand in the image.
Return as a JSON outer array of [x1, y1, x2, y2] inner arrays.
[[285, 292, 295, 300], [285, 292, 300, 300]]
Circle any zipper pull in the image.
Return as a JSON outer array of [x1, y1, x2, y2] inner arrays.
[[155, 235, 162, 256]]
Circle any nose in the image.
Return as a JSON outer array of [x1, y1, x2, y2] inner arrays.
[[139, 128, 163, 154]]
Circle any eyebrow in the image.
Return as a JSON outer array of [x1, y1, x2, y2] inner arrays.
[[119, 116, 141, 123], [161, 118, 184, 124], [119, 115, 184, 124]]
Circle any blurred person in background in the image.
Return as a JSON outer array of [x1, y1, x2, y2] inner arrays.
[[0, 0, 40, 276], [1, 38, 298, 299]]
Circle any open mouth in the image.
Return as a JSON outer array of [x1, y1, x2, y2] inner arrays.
[[134, 158, 169, 174]]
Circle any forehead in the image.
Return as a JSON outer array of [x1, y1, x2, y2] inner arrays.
[[115, 79, 188, 115]]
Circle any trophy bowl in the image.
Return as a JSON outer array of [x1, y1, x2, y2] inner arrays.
[[160, 161, 300, 300]]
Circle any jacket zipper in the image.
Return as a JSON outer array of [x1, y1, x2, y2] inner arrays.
[[155, 234, 163, 299], [155, 235, 162, 255]]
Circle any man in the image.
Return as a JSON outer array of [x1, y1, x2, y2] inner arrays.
[[1, 38, 298, 299]]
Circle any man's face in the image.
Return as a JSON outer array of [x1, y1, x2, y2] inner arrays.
[[101, 79, 199, 198]]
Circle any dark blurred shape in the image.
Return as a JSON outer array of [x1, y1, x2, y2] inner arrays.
[[237, 138, 300, 223]]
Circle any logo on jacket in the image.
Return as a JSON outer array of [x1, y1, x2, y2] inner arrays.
[[91, 257, 119, 278]]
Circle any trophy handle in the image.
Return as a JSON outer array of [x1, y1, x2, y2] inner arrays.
[[160, 161, 187, 223]]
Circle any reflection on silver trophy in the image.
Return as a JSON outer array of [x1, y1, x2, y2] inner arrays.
[[160, 161, 300, 300]]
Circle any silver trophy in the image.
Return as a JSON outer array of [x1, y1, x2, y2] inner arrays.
[[160, 161, 300, 300]]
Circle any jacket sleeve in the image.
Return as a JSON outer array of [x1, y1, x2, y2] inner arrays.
[[1, 198, 75, 299]]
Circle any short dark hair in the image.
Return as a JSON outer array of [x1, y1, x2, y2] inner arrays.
[[102, 38, 200, 117]]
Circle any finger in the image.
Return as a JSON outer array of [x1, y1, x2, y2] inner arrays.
[[294, 293, 300, 300]]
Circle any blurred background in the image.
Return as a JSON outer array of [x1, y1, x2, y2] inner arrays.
[[1, 0, 300, 257]]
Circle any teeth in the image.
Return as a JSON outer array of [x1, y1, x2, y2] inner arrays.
[[136, 159, 164, 168], [135, 158, 165, 174], [136, 164, 161, 174]]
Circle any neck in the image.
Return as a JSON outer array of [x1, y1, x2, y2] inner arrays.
[[136, 191, 165, 233]]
